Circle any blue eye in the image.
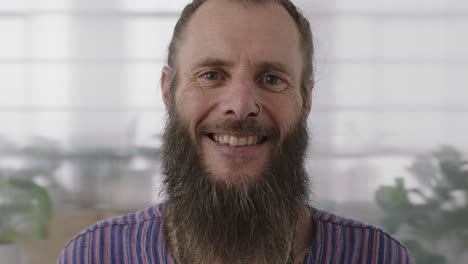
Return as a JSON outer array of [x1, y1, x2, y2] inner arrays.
[[202, 72, 221, 80], [263, 75, 283, 85]]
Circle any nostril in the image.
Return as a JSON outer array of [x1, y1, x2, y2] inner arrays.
[[223, 104, 260, 118], [249, 104, 261, 117]]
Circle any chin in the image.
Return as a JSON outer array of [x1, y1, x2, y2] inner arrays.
[[206, 167, 266, 187], [201, 145, 272, 187]]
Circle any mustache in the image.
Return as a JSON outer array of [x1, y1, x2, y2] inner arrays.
[[197, 118, 279, 138]]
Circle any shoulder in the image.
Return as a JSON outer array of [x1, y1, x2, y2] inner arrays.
[[306, 206, 415, 264], [57, 203, 167, 264]]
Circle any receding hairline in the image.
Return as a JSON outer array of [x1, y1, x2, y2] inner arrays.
[[170, 0, 308, 68], [166, 0, 314, 109], [181, 2, 303, 65]]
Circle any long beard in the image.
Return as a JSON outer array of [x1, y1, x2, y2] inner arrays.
[[161, 110, 310, 264]]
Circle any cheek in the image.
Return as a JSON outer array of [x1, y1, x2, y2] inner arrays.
[[283, 89, 304, 113], [267, 92, 303, 122], [175, 87, 215, 135], [265, 94, 303, 143]]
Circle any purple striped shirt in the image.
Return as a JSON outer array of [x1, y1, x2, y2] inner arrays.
[[57, 204, 414, 264]]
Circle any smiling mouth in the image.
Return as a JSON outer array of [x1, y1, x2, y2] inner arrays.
[[207, 133, 268, 147]]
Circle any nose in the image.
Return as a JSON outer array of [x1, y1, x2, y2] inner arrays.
[[221, 78, 260, 119]]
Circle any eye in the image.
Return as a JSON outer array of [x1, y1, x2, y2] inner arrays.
[[263, 75, 284, 85], [259, 74, 289, 92], [202, 71, 221, 80]]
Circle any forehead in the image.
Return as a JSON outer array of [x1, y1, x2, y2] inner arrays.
[[176, 0, 302, 73]]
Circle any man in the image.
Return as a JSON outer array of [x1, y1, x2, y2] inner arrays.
[[58, 0, 415, 263]]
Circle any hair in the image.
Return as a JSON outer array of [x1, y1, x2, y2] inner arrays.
[[166, 0, 314, 109]]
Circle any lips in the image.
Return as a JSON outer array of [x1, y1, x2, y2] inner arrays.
[[208, 133, 268, 147]]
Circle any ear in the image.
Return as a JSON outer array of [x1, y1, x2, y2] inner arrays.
[[305, 80, 314, 116], [161, 66, 173, 109]]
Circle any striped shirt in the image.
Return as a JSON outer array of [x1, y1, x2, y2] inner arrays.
[[57, 203, 415, 264]]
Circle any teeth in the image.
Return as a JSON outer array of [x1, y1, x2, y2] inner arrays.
[[229, 136, 239, 146], [213, 134, 262, 147], [238, 137, 247, 146]]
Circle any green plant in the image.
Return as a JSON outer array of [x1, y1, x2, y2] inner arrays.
[[0, 136, 56, 243], [0, 177, 53, 243], [375, 146, 468, 263]]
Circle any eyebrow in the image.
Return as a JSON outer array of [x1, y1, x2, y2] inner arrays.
[[191, 57, 233, 69], [256, 61, 293, 76], [191, 57, 294, 76]]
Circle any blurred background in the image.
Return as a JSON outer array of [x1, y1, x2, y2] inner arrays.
[[0, 0, 467, 263]]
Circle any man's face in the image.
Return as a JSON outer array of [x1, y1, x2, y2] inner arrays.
[[162, 0, 309, 185]]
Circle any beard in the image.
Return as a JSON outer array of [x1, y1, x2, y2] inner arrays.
[[161, 107, 310, 264]]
